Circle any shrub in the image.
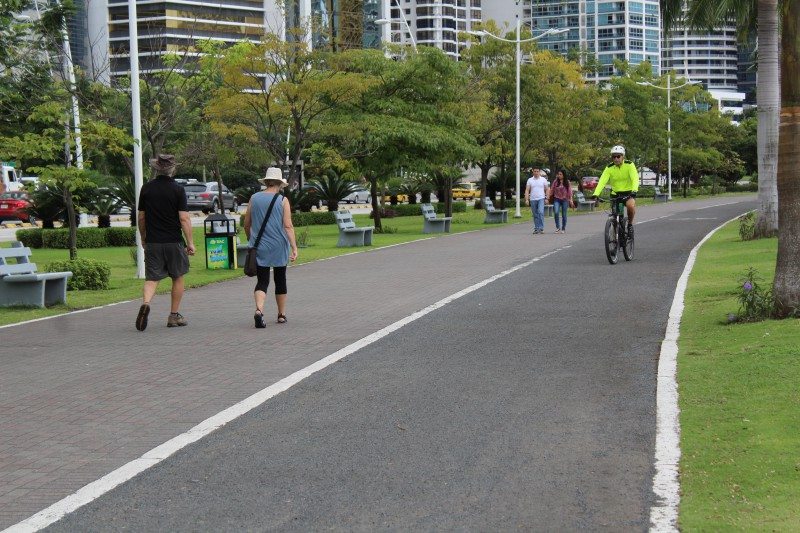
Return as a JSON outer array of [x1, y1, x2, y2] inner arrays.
[[105, 227, 137, 246], [730, 267, 774, 322], [434, 202, 466, 214], [738, 211, 756, 241], [16, 228, 43, 248], [292, 211, 336, 226], [41, 228, 108, 249], [44, 258, 111, 290]]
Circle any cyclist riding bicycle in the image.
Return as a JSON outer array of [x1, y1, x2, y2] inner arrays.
[[592, 145, 639, 234]]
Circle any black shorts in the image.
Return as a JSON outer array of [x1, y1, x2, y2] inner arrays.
[[145, 242, 189, 281]]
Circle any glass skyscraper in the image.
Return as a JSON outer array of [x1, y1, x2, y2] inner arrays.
[[525, 0, 661, 81]]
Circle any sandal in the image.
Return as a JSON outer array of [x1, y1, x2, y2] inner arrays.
[[276, 313, 287, 324]]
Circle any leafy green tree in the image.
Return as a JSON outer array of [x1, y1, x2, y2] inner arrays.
[[305, 168, 358, 212], [204, 29, 372, 190], [313, 47, 478, 229]]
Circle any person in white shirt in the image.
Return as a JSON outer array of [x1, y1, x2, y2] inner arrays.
[[525, 167, 550, 234]]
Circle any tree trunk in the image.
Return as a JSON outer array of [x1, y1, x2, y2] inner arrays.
[[98, 215, 111, 228], [65, 188, 78, 260], [369, 175, 382, 231], [773, 0, 800, 317], [477, 161, 491, 210], [754, 0, 780, 238]]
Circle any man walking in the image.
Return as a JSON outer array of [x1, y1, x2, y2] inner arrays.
[[135, 154, 196, 331], [525, 168, 550, 234]]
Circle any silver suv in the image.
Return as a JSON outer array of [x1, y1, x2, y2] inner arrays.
[[183, 182, 238, 214]]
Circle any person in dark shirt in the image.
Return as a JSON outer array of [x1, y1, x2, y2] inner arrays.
[[135, 154, 196, 331]]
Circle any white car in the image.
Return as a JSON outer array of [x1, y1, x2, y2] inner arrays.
[[344, 188, 370, 204]]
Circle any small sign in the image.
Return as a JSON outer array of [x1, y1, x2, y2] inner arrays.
[[205, 236, 230, 269]]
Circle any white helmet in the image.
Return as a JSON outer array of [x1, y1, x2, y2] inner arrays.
[[611, 145, 626, 156]]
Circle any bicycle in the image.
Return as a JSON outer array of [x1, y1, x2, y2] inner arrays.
[[603, 194, 634, 264]]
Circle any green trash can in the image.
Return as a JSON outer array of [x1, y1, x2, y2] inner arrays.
[[204, 213, 238, 270]]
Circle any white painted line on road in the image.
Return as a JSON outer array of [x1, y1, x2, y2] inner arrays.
[[649, 214, 744, 533], [5, 246, 570, 533]]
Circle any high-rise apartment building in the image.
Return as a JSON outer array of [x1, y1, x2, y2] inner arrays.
[[524, 0, 661, 81], [106, 0, 266, 77], [662, 20, 745, 115], [382, 0, 483, 60]]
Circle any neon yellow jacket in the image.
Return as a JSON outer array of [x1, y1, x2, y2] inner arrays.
[[592, 160, 639, 196]]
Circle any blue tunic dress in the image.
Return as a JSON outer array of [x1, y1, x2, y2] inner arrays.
[[248, 192, 289, 267]]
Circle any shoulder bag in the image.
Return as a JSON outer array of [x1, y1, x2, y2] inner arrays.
[[244, 193, 281, 277]]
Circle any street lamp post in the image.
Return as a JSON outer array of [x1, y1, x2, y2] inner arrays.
[[638, 77, 701, 200], [375, 0, 417, 52], [468, 23, 567, 217]]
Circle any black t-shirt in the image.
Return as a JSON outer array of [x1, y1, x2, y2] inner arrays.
[[138, 175, 188, 243]]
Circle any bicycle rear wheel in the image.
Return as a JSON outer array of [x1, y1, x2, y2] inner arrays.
[[623, 223, 634, 261], [604, 217, 618, 264]]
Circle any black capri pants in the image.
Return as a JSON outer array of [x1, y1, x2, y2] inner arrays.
[[254, 265, 287, 295]]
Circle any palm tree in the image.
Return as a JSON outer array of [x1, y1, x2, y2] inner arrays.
[[306, 169, 359, 213], [773, 0, 800, 316], [661, 0, 779, 237]]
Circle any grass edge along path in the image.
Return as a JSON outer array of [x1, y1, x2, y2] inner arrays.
[[678, 220, 799, 530]]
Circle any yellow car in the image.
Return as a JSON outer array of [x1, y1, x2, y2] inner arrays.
[[452, 183, 481, 200], [382, 193, 409, 203]]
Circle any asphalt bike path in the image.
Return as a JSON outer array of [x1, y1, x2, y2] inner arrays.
[[1, 197, 755, 530]]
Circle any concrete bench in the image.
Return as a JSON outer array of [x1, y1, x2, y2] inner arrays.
[[482, 198, 508, 223], [654, 186, 669, 202], [575, 192, 595, 212], [0, 242, 72, 307], [420, 204, 452, 233], [544, 203, 555, 217], [335, 210, 374, 247]]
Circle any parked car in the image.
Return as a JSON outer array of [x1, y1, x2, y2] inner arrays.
[[580, 176, 599, 194], [452, 182, 481, 200], [0, 191, 34, 223], [182, 182, 238, 214], [343, 188, 371, 204]]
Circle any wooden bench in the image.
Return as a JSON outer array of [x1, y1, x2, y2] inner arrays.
[[575, 192, 595, 211], [482, 198, 508, 223], [420, 203, 452, 233], [0, 241, 72, 307], [335, 210, 374, 247], [653, 186, 669, 202]]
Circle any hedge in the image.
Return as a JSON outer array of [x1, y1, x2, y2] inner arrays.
[[239, 211, 336, 227], [14, 227, 137, 248], [373, 202, 467, 218], [44, 258, 111, 290]]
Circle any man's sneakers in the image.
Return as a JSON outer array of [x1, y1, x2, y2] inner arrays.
[[167, 312, 188, 327], [135, 303, 150, 331], [137, 305, 188, 330]]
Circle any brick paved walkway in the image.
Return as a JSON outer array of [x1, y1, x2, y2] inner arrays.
[[0, 199, 738, 528]]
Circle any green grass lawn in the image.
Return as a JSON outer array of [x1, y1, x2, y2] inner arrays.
[[678, 221, 800, 530]]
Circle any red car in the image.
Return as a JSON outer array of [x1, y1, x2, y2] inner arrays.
[[580, 176, 599, 194], [0, 192, 35, 223]]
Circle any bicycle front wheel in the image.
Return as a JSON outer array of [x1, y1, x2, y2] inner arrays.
[[604, 217, 619, 264], [623, 223, 634, 261]]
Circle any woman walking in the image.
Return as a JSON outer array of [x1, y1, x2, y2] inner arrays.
[[550, 170, 574, 234], [243, 167, 298, 328]]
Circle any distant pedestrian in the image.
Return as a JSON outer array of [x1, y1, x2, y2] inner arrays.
[[549, 170, 574, 233], [525, 167, 550, 234], [243, 167, 298, 329], [135, 154, 196, 331]]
